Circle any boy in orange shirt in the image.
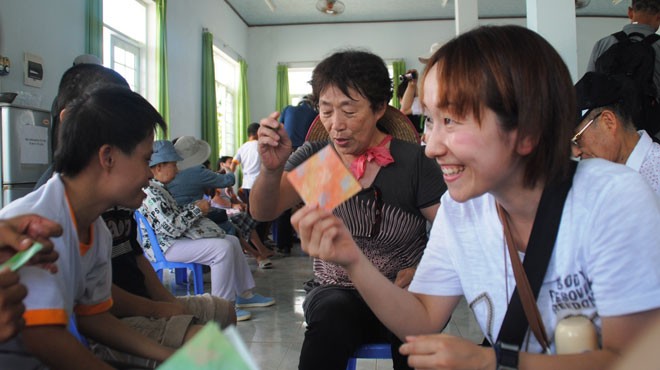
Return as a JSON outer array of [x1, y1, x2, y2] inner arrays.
[[0, 86, 174, 369]]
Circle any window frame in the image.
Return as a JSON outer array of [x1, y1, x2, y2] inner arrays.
[[213, 47, 239, 156], [109, 34, 142, 92], [102, 0, 155, 102]]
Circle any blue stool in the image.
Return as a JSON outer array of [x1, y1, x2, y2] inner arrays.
[[68, 315, 88, 347], [346, 343, 392, 370], [134, 210, 204, 295]]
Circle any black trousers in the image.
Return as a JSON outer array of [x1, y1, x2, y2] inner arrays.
[[298, 286, 412, 370], [275, 208, 293, 252]]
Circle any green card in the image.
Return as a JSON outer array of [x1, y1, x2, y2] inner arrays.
[[0, 243, 43, 272], [158, 322, 259, 370]]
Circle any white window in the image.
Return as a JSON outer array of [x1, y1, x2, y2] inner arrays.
[[288, 67, 314, 106], [387, 64, 395, 106], [288, 64, 394, 106], [214, 48, 239, 156], [103, 0, 155, 100]]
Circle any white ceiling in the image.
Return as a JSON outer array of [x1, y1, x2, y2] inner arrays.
[[224, 0, 629, 27]]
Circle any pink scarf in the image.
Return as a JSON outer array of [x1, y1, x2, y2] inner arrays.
[[349, 135, 394, 180]]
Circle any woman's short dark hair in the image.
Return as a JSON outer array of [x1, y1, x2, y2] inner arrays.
[[54, 86, 166, 176], [421, 25, 574, 187], [311, 50, 392, 111]]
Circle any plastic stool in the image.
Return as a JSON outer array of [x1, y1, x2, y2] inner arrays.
[[346, 343, 392, 370]]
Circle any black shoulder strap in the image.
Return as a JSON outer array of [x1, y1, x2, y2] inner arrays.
[[487, 161, 578, 348], [643, 33, 660, 46], [612, 31, 628, 43]]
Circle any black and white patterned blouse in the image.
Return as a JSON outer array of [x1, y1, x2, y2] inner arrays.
[[286, 139, 445, 286], [139, 179, 225, 261]]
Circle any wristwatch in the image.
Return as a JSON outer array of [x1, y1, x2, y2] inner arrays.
[[495, 341, 519, 370]]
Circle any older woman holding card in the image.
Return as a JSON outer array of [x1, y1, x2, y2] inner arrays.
[[252, 50, 445, 370]]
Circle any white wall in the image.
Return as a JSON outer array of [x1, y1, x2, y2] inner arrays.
[[167, 0, 248, 139], [0, 0, 630, 137], [247, 17, 628, 122], [247, 20, 459, 122], [0, 0, 248, 139], [0, 0, 86, 112]]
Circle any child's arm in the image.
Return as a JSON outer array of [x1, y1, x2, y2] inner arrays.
[[21, 325, 114, 370], [212, 189, 234, 209], [110, 284, 187, 319], [78, 311, 174, 363], [135, 254, 180, 304]]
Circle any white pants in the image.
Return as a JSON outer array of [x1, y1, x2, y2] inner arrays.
[[164, 234, 255, 301]]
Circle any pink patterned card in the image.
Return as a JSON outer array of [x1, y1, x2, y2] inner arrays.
[[287, 145, 362, 210]]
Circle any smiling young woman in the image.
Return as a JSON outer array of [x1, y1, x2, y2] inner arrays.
[[291, 25, 660, 370]]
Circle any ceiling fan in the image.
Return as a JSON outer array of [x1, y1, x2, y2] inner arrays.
[[575, 0, 591, 9], [316, 0, 345, 15], [441, 0, 621, 9]]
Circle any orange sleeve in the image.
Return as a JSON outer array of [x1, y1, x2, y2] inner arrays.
[[24, 308, 68, 327], [74, 298, 113, 316]]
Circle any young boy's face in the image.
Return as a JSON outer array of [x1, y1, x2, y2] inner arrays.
[[111, 133, 155, 209]]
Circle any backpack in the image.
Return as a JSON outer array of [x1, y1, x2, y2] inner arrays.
[[595, 31, 660, 136]]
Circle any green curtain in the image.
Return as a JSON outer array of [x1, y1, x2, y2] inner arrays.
[[85, 0, 103, 59], [201, 30, 219, 170], [236, 60, 250, 147], [155, 0, 169, 139], [275, 64, 290, 112], [391, 60, 406, 109]]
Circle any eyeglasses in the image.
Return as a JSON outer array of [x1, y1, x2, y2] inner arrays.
[[352, 185, 382, 239], [571, 112, 602, 147]]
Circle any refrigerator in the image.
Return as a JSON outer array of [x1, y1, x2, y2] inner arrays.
[[0, 104, 51, 208]]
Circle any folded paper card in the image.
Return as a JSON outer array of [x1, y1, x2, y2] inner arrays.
[[0, 243, 42, 271], [157, 323, 259, 370], [287, 144, 362, 210]]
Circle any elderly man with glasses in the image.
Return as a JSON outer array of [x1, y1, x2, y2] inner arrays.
[[573, 71, 660, 195]]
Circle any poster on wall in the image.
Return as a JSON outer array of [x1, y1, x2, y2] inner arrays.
[[24, 53, 43, 88]]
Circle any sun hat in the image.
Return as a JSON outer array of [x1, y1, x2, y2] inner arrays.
[[305, 105, 420, 144], [150, 140, 183, 167], [174, 136, 212, 171], [418, 42, 442, 64], [72, 54, 102, 66], [574, 72, 635, 125]]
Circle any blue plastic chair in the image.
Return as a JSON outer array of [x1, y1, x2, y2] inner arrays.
[[346, 343, 392, 370], [134, 210, 204, 295]]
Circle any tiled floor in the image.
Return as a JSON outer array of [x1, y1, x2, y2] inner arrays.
[[171, 244, 483, 370]]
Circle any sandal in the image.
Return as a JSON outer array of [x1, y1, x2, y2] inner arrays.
[[258, 259, 273, 269], [265, 251, 285, 260]]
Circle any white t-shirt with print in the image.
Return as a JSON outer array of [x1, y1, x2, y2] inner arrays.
[[409, 159, 660, 353]]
